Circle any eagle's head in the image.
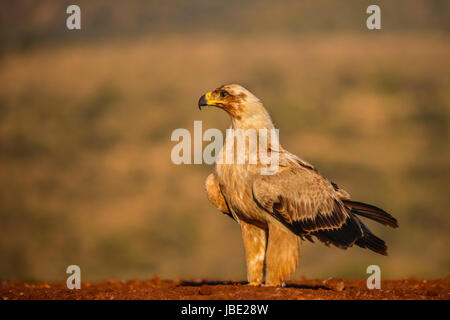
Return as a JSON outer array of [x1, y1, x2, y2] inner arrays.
[[198, 84, 273, 129]]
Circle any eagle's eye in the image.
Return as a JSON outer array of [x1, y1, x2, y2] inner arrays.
[[220, 90, 229, 98]]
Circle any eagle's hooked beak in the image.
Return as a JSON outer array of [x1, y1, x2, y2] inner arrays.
[[198, 94, 208, 110], [198, 92, 222, 110]]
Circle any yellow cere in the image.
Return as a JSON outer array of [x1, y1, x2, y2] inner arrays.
[[205, 92, 223, 105]]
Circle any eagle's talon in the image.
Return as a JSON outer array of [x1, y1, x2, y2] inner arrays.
[[263, 282, 282, 287], [247, 281, 262, 287], [263, 281, 286, 287]]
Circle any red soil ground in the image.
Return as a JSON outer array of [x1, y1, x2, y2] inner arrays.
[[1, 277, 449, 300]]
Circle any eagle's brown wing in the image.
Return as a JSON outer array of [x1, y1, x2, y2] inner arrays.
[[252, 166, 350, 234], [252, 164, 390, 254]]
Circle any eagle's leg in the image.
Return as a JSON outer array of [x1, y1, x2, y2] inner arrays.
[[240, 221, 267, 286], [264, 223, 300, 286]]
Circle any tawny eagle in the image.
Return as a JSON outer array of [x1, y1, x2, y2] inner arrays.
[[198, 84, 398, 286]]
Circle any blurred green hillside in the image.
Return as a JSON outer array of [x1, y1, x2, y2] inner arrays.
[[0, 1, 449, 281]]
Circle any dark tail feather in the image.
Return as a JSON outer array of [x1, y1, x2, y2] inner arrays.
[[312, 215, 363, 249], [343, 200, 399, 228], [355, 221, 388, 255], [312, 214, 389, 256]]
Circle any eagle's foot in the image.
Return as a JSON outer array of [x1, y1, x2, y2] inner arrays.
[[247, 281, 262, 287], [263, 281, 285, 287]]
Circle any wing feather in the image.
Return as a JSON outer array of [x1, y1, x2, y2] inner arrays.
[[252, 155, 392, 255], [252, 165, 350, 235]]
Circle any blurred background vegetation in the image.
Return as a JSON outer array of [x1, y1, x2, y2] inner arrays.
[[0, 0, 449, 281]]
